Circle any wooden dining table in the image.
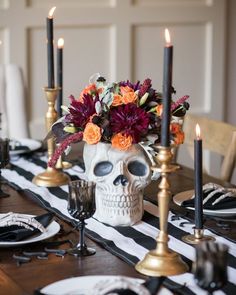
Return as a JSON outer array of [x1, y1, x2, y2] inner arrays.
[[0, 155, 236, 295]]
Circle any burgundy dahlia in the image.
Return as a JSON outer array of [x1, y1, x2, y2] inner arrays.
[[119, 80, 141, 91], [65, 94, 97, 128], [109, 103, 150, 143]]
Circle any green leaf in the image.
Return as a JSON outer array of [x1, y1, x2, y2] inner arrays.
[[148, 106, 157, 113], [63, 126, 77, 133]]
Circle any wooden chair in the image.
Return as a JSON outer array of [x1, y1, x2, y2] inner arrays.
[[177, 113, 236, 183]]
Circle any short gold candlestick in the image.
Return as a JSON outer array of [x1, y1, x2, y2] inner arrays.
[[135, 146, 188, 276], [33, 87, 70, 187], [182, 228, 215, 245]]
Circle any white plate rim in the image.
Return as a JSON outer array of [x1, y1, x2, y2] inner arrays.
[[0, 217, 60, 247], [173, 190, 236, 217], [9, 138, 41, 155], [41, 275, 145, 295]]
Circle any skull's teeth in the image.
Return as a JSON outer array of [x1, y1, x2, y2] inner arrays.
[[99, 206, 141, 218], [102, 198, 138, 209]]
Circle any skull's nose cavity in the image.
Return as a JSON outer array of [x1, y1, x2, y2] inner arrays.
[[113, 175, 128, 186]]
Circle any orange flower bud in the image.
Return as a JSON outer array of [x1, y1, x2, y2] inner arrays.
[[79, 83, 97, 101], [174, 131, 185, 145], [170, 122, 182, 134], [83, 122, 101, 144], [156, 104, 163, 116], [122, 92, 137, 104], [120, 86, 134, 96], [111, 133, 133, 150], [112, 94, 123, 107]]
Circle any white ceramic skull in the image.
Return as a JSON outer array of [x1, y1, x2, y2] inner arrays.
[[83, 142, 152, 226]]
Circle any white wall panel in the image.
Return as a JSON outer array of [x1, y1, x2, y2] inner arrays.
[[0, 0, 8, 9], [27, 0, 114, 8], [132, 0, 213, 7], [133, 23, 208, 113], [0, 29, 6, 63], [28, 25, 113, 138]]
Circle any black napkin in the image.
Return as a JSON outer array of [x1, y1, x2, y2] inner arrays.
[[0, 213, 54, 242], [181, 184, 236, 210], [10, 145, 30, 152]]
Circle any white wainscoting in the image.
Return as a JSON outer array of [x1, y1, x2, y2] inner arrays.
[[0, 0, 228, 179]]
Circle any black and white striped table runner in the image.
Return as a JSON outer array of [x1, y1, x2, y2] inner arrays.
[[2, 155, 236, 295]]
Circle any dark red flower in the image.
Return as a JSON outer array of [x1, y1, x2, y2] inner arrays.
[[138, 78, 152, 98], [65, 94, 97, 128], [109, 103, 150, 143]]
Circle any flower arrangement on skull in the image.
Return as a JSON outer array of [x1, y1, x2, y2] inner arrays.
[[48, 74, 189, 226], [48, 73, 189, 167]]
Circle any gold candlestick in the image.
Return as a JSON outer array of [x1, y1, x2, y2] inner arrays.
[[33, 87, 70, 187], [135, 146, 188, 276], [182, 228, 215, 245]]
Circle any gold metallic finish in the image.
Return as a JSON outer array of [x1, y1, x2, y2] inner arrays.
[[55, 157, 72, 170], [32, 167, 70, 187], [182, 228, 216, 245], [33, 87, 70, 187], [62, 161, 73, 169], [135, 146, 188, 276]]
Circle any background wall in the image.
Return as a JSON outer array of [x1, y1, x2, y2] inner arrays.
[[0, 0, 235, 183]]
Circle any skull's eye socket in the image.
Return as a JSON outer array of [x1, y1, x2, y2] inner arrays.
[[128, 161, 147, 176], [94, 161, 113, 176]]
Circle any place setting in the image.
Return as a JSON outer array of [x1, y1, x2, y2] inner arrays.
[[9, 138, 42, 156], [0, 212, 60, 247], [1, 5, 236, 295], [173, 182, 236, 218]]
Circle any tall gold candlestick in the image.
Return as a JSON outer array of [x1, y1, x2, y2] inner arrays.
[[33, 87, 70, 187], [135, 146, 188, 276]]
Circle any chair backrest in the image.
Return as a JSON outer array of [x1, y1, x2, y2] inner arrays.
[[180, 113, 236, 182]]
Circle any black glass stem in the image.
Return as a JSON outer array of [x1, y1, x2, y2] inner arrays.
[[67, 180, 96, 256]]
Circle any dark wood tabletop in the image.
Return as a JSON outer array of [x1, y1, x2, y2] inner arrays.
[[0, 165, 235, 295]]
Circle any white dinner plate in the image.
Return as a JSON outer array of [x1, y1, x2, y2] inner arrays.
[[0, 219, 60, 247], [9, 138, 41, 155], [173, 190, 236, 217], [41, 275, 172, 295]]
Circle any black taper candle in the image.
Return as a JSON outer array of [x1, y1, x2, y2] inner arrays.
[[161, 29, 173, 147], [194, 124, 203, 229], [47, 7, 56, 89], [57, 38, 64, 117]]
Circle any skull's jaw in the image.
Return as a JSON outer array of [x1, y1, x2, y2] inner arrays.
[[94, 190, 144, 226]]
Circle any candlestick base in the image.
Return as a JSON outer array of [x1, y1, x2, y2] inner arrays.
[[135, 238, 188, 276], [182, 228, 215, 245], [56, 160, 72, 170], [135, 146, 188, 277], [33, 167, 70, 187]]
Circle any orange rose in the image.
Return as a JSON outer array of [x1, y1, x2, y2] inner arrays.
[[120, 86, 134, 96], [174, 131, 185, 145], [156, 104, 163, 116], [122, 92, 137, 104], [112, 94, 123, 106], [79, 83, 97, 101], [170, 122, 182, 134], [83, 123, 101, 144], [111, 133, 133, 150]]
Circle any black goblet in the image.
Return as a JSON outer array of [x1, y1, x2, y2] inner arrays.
[[67, 180, 96, 256], [192, 241, 228, 294], [0, 138, 10, 198]]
